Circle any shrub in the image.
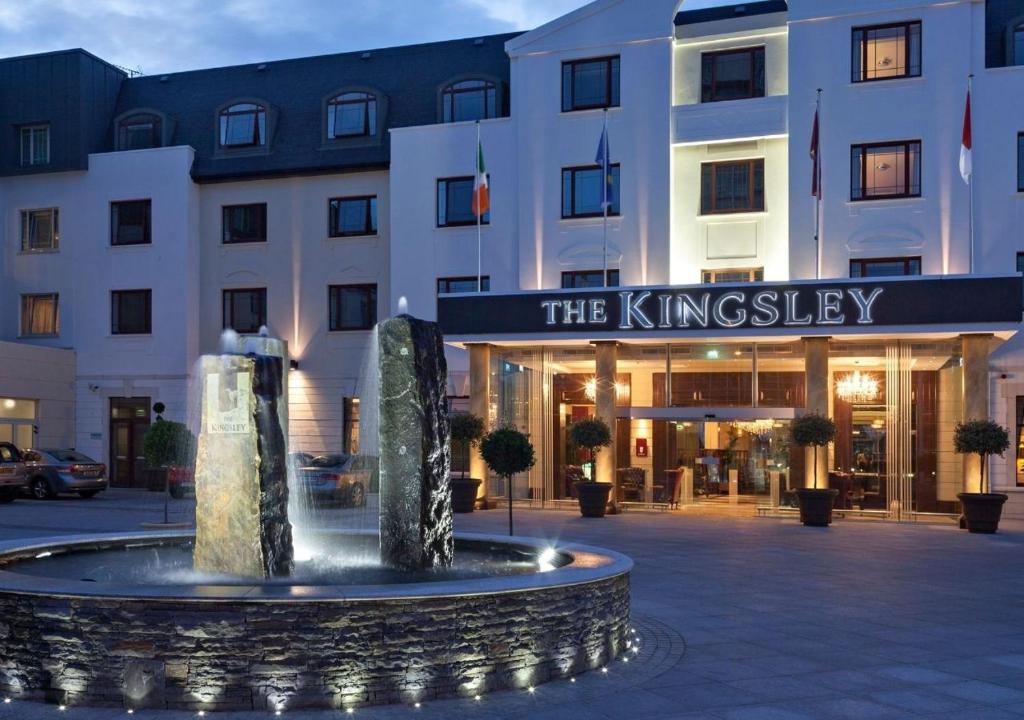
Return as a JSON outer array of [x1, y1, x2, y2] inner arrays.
[[142, 419, 195, 468], [954, 420, 1010, 494], [450, 413, 486, 480], [790, 414, 837, 490], [568, 418, 612, 482], [480, 427, 536, 536]]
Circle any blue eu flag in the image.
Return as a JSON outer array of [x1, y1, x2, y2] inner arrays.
[[595, 124, 613, 210]]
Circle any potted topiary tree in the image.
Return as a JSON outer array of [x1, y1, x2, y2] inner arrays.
[[449, 412, 486, 513], [954, 419, 1011, 533], [142, 417, 195, 525], [790, 413, 838, 527], [480, 427, 536, 536], [569, 417, 613, 518]]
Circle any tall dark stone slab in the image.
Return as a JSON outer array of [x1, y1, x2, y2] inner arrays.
[[378, 315, 453, 570]]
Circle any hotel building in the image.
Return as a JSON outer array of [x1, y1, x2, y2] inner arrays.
[[3, 0, 1024, 519]]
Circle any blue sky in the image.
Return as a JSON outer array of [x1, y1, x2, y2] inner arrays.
[[0, 0, 727, 74]]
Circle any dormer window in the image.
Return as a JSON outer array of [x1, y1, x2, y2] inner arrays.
[[219, 103, 266, 147], [117, 112, 163, 150], [442, 79, 497, 123], [327, 92, 377, 138], [1015, 23, 1024, 65]]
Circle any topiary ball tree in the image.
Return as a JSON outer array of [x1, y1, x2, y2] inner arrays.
[[480, 427, 536, 536], [790, 413, 837, 490], [142, 419, 195, 469], [568, 418, 612, 483], [450, 413, 486, 480], [954, 419, 1010, 494]]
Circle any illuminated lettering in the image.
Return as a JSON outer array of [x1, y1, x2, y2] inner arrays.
[[849, 287, 884, 324], [677, 293, 710, 328], [712, 292, 747, 328], [751, 291, 780, 327], [619, 291, 654, 329], [784, 290, 812, 326], [816, 289, 845, 325], [541, 300, 560, 325], [589, 299, 607, 324], [658, 294, 674, 328], [562, 299, 586, 325]]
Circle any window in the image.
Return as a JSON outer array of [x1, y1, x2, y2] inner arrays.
[[343, 398, 360, 455], [117, 113, 162, 150], [20, 125, 49, 166], [1018, 133, 1024, 192], [20, 209, 59, 252], [852, 22, 922, 82], [327, 92, 376, 138], [222, 204, 267, 244], [437, 177, 489, 227], [222, 288, 267, 333], [1017, 396, 1024, 487], [328, 284, 377, 331], [562, 56, 620, 112], [219, 103, 266, 147], [438, 276, 490, 294], [20, 294, 58, 337], [329, 196, 377, 237], [111, 200, 152, 246], [1016, 252, 1024, 304], [701, 160, 765, 214], [849, 257, 922, 277], [561, 270, 620, 288], [111, 290, 152, 335], [1015, 24, 1024, 65], [442, 79, 497, 123], [562, 165, 620, 219], [701, 47, 766, 103], [851, 141, 921, 200], [702, 268, 764, 284]]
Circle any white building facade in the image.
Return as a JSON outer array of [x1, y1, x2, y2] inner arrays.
[[3, 0, 1024, 518]]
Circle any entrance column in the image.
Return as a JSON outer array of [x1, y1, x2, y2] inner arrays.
[[468, 343, 492, 506], [961, 334, 992, 493], [803, 337, 831, 488], [594, 341, 619, 508]]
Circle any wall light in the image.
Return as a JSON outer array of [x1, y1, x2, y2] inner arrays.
[[289, 359, 300, 371]]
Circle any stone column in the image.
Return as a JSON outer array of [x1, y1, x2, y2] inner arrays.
[[468, 343, 492, 506], [594, 342, 619, 508], [961, 334, 992, 493], [803, 336, 831, 489]]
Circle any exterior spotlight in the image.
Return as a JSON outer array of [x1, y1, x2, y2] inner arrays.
[[570, 678, 576, 683], [527, 686, 535, 694], [346, 709, 354, 715], [3, 698, 10, 703], [474, 695, 481, 701], [58, 706, 66, 712], [601, 667, 608, 674], [127, 711, 134, 716], [275, 711, 282, 716], [623, 657, 629, 663], [289, 359, 299, 370], [197, 712, 205, 718], [414, 702, 421, 708]]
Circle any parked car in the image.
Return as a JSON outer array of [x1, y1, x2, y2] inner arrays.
[[0, 442, 28, 503], [167, 466, 194, 498], [22, 449, 107, 499], [295, 454, 369, 507]]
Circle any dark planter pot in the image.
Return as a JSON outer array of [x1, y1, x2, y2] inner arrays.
[[795, 488, 840, 527], [958, 492, 1008, 534], [144, 467, 169, 492], [575, 481, 613, 518], [450, 477, 482, 513]]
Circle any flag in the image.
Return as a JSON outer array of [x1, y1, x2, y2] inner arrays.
[[595, 123, 613, 210], [960, 89, 972, 185], [471, 140, 489, 217], [810, 105, 821, 198]]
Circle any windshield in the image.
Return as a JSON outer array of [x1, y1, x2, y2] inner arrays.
[[43, 450, 95, 463]]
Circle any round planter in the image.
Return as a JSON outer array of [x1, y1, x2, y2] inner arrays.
[[795, 488, 839, 527], [450, 477, 482, 513], [575, 481, 613, 518], [957, 492, 1008, 534]]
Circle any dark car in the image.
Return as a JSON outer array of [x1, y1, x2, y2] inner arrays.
[[0, 442, 28, 503], [295, 454, 369, 507], [22, 449, 108, 499]]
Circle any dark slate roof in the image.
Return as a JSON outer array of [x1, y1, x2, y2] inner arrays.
[[675, 1, 788, 26], [113, 33, 519, 182]]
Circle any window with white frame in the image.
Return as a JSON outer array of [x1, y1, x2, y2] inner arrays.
[[20, 125, 49, 166]]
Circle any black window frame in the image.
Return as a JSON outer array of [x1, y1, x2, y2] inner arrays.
[[850, 140, 922, 201], [1018, 133, 1024, 192], [326, 92, 377, 139], [849, 256, 922, 278], [117, 113, 163, 151], [111, 289, 152, 336], [437, 177, 490, 228], [561, 56, 621, 112], [222, 203, 268, 244], [701, 46, 766, 103], [20, 208, 59, 252], [700, 159, 765, 215], [110, 199, 152, 246], [561, 164, 621, 219], [222, 288, 267, 334], [437, 276, 491, 294], [442, 79, 498, 123], [328, 284, 377, 332], [851, 21, 922, 83], [328, 196, 378, 238], [218, 102, 267, 148], [561, 269, 620, 289]]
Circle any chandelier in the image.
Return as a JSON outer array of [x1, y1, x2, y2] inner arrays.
[[734, 419, 778, 437], [836, 371, 879, 404], [583, 377, 627, 402]]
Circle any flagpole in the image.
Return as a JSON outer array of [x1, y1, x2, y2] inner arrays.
[[967, 74, 975, 275], [814, 88, 822, 281], [602, 109, 609, 288], [476, 121, 483, 293]]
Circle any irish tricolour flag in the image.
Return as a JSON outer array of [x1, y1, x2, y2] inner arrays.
[[471, 140, 489, 217], [960, 88, 972, 185]]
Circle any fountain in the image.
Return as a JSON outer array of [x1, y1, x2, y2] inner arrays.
[[0, 314, 631, 712]]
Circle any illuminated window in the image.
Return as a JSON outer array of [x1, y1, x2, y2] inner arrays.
[[20, 294, 58, 337], [851, 141, 921, 200], [702, 268, 764, 284], [701, 160, 764, 214], [327, 92, 376, 138], [852, 21, 921, 82]]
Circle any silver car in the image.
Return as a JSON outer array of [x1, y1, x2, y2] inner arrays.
[[0, 442, 27, 503], [22, 449, 108, 499]]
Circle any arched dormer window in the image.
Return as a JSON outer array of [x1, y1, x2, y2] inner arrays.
[[441, 79, 497, 123], [327, 92, 377, 139], [117, 112, 163, 150], [219, 102, 267, 148]]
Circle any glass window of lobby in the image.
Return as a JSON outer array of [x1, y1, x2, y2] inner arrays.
[[111, 200, 152, 246], [851, 141, 921, 200], [329, 284, 377, 331], [223, 288, 266, 333], [20, 209, 58, 252], [327, 92, 376, 138], [850, 257, 922, 278], [701, 47, 765, 103], [852, 21, 922, 82], [437, 177, 489, 227], [701, 160, 764, 214], [442, 79, 497, 123], [117, 113, 163, 150], [329, 196, 377, 237], [223, 204, 267, 244], [20, 294, 58, 337], [20, 124, 49, 166], [562, 56, 620, 112], [219, 103, 267, 147], [111, 290, 152, 335], [562, 165, 620, 218]]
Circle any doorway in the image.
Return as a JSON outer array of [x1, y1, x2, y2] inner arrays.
[[109, 397, 151, 488]]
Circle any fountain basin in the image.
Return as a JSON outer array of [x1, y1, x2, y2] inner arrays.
[[0, 531, 631, 711]]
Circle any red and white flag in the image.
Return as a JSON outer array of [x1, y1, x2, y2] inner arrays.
[[810, 105, 821, 199], [960, 89, 972, 185]]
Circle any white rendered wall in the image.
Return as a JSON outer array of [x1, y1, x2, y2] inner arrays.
[[0, 341, 75, 449]]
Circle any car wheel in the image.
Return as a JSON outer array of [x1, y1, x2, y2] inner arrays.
[[77, 490, 100, 499], [0, 489, 15, 504], [348, 482, 366, 508], [30, 477, 55, 500]]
